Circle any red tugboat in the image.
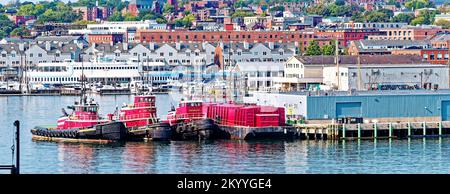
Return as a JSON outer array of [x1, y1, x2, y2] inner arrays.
[[115, 94, 172, 140], [165, 100, 224, 140], [164, 100, 294, 140], [31, 95, 127, 141], [31, 61, 128, 142]]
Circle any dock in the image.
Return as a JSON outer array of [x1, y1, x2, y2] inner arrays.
[[294, 121, 450, 140]]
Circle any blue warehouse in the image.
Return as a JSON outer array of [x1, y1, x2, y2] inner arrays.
[[248, 90, 450, 123]]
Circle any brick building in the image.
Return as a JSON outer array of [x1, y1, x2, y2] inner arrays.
[[315, 29, 385, 47], [368, 25, 446, 40], [72, 6, 113, 21], [135, 30, 316, 45], [88, 33, 124, 44], [421, 49, 450, 64]]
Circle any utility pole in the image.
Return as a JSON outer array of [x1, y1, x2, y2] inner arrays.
[[335, 39, 340, 90], [13, 120, 19, 174], [357, 51, 362, 90]]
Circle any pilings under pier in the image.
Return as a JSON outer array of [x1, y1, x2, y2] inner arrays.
[[293, 121, 450, 141]]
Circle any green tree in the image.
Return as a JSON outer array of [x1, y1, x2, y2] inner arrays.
[[10, 26, 30, 37], [322, 41, 336, 56], [364, 11, 391, 22], [435, 19, 450, 29], [108, 11, 124, 21], [123, 13, 138, 21], [392, 13, 415, 24], [156, 18, 167, 24], [0, 14, 16, 39], [269, 6, 285, 12], [411, 10, 438, 25], [231, 11, 255, 18], [305, 41, 322, 56], [405, 0, 434, 10], [163, 4, 174, 14], [17, 3, 35, 15]]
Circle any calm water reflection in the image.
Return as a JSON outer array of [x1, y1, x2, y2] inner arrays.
[[1, 95, 450, 173]]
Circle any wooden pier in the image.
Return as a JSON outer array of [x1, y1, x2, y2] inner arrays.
[[294, 121, 450, 140]]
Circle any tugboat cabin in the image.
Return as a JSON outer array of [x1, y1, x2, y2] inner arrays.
[[168, 100, 204, 122], [119, 95, 157, 128]]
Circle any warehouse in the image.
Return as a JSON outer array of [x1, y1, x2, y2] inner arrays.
[[248, 90, 450, 123]]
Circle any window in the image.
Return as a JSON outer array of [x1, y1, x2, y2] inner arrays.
[[423, 54, 428, 59], [169, 52, 173, 56], [38, 53, 42, 57], [30, 54, 33, 57], [160, 53, 164, 56]]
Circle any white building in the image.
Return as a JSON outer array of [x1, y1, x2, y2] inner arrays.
[[323, 64, 449, 91], [235, 61, 284, 92]]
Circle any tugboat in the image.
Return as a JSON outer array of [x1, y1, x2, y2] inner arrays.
[[164, 100, 224, 140], [116, 93, 172, 141], [31, 60, 128, 142], [30, 95, 128, 141]]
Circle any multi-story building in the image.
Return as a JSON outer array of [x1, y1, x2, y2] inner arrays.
[[420, 49, 450, 65], [72, 5, 113, 21], [368, 25, 446, 40], [135, 30, 316, 44], [70, 20, 167, 43], [235, 62, 284, 92], [275, 55, 431, 91], [315, 28, 385, 47], [88, 34, 124, 44], [348, 39, 431, 55]]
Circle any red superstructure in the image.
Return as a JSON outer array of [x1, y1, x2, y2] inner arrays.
[[57, 99, 109, 130], [165, 101, 285, 127], [118, 95, 158, 128], [166, 100, 204, 125]]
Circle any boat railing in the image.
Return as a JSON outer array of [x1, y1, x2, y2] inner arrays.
[[121, 113, 157, 120], [69, 115, 100, 121], [171, 113, 205, 120]]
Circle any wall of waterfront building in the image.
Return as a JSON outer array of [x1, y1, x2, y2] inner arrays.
[[306, 93, 450, 121]]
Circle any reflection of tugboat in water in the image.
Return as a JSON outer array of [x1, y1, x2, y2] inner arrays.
[[164, 100, 225, 140]]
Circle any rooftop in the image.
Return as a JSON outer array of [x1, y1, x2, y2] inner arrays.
[[295, 55, 428, 65]]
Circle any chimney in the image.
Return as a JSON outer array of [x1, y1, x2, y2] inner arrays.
[[149, 42, 155, 50], [45, 41, 51, 51], [268, 42, 274, 50], [243, 41, 249, 50], [123, 42, 128, 51], [202, 41, 207, 50], [176, 42, 181, 50], [19, 43, 24, 51]]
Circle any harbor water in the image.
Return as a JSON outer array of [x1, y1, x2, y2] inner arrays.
[[1, 95, 450, 173]]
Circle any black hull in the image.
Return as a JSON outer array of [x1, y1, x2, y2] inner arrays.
[[31, 122, 127, 141], [171, 118, 228, 140], [150, 122, 172, 141]]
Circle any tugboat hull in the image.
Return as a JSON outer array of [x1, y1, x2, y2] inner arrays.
[[172, 118, 227, 140], [31, 122, 128, 141], [150, 122, 172, 141]]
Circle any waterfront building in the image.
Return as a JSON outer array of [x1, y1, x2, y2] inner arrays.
[[276, 55, 434, 92], [322, 62, 448, 91], [247, 90, 450, 123]]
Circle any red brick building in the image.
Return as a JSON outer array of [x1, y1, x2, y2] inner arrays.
[[315, 29, 385, 47], [127, 0, 153, 16], [421, 49, 450, 64], [135, 30, 316, 44], [73, 6, 113, 21], [88, 34, 125, 44]]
